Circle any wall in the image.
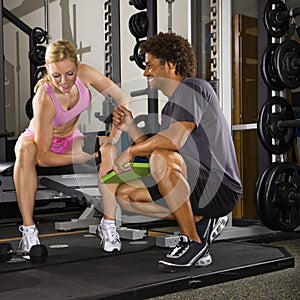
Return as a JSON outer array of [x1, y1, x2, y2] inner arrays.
[[3, 0, 189, 137]]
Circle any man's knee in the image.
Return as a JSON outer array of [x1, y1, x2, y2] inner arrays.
[[115, 184, 136, 211], [116, 184, 131, 202], [116, 183, 143, 203], [149, 149, 185, 181]]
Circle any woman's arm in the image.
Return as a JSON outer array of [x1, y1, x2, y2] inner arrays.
[[78, 64, 130, 106], [32, 90, 92, 167]]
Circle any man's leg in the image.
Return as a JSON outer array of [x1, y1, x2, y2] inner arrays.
[[116, 179, 174, 220], [150, 149, 201, 242], [148, 149, 210, 272]]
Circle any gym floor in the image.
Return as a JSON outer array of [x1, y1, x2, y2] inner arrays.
[[150, 237, 300, 300], [0, 210, 299, 300]]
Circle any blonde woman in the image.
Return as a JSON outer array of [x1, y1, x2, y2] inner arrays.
[[14, 40, 127, 256]]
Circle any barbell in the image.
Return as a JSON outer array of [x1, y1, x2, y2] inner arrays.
[[264, 0, 300, 38], [258, 96, 299, 155], [261, 40, 300, 91], [255, 161, 300, 231]]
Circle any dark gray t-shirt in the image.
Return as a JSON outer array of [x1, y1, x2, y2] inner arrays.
[[159, 77, 242, 194]]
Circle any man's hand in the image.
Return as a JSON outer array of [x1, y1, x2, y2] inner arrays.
[[113, 147, 135, 174], [112, 105, 134, 132]]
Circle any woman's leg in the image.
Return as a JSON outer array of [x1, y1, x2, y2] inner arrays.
[[98, 143, 120, 220], [13, 136, 38, 226]]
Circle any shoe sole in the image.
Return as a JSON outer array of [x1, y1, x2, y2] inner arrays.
[[209, 216, 228, 244], [158, 243, 209, 273], [195, 252, 212, 267], [158, 254, 212, 273]]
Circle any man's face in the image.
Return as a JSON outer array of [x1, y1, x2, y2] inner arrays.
[[143, 53, 170, 91]]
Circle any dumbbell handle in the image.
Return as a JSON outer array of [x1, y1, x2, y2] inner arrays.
[[7, 249, 31, 256], [278, 119, 300, 129]]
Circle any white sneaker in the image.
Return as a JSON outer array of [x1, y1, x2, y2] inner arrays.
[[19, 225, 40, 259], [97, 218, 121, 252]]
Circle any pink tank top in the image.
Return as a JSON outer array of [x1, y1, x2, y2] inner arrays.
[[43, 77, 91, 127]]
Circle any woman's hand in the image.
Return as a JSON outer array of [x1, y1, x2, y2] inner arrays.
[[73, 151, 95, 164], [98, 136, 115, 146]]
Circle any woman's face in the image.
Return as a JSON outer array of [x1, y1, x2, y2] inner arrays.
[[47, 59, 77, 94]]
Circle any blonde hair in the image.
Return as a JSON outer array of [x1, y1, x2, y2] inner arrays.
[[34, 40, 78, 92]]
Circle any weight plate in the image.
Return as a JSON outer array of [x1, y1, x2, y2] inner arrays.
[[260, 43, 285, 91], [29, 45, 46, 66], [129, 0, 146, 10], [132, 41, 145, 70], [258, 96, 296, 155], [128, 12, 148, 39], [25, 97, 34, 120], [265, 161, 300, 231], [0, 243, 13, 263], [274, 40, 300, 90], [30, 27, 47, 44], [255, 163, 280, 230], [263, 0, 289, 38], [30, 244, 48, 264]]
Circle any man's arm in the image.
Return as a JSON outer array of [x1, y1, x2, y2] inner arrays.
[[129, 121, 196, 158]]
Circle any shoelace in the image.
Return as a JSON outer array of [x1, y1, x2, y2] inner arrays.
[[167, 236, 190, 258], [102, 224, 120, 244], [18, 226, 39, 250]]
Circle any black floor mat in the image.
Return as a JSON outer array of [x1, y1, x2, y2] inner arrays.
[[0, 231, 294, 300], [0, 231, 156, 274]]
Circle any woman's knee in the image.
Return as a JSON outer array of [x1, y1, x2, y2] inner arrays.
[[15, 139, 37, 162]]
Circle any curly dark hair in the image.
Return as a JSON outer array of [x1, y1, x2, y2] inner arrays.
[[139, 32, 196, 77]]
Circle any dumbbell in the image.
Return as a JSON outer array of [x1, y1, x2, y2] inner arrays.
[[0, 243, 48, 264]]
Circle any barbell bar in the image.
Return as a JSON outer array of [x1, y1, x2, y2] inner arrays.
[[258, 96, 298, 155]]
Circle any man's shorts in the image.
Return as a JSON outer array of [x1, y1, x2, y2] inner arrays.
[[20, 128, 84, 154], [141, 157, 241, 218]]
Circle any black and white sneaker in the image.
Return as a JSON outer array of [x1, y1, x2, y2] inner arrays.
[[194, 215, 228, 267], [196, 215, 228, 245], [158, 235, 208, 273]]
